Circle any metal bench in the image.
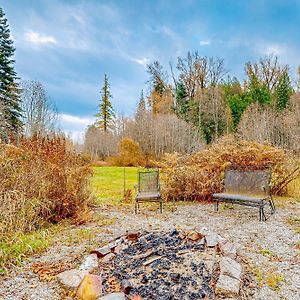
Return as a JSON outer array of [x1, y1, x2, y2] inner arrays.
[[135, 169, 162, 213], [212, 167, 276, 221]]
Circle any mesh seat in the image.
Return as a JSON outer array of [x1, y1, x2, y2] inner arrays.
[[136, 192, 161, 200], [135, 170, 162, 213]]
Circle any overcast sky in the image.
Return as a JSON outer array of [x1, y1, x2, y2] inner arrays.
[[2, 0, 300, 140]]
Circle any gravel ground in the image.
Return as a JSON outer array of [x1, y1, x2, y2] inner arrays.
[[0, 201, 299, 300]]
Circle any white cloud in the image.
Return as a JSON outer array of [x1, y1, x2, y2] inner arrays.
[[59, 113, 95, 143], [132, 57, 149, 66], [199, 39, 211, 46], [59, 113, 94, 127], [25, 30, 57, 45], [263, 44, 284, 56]]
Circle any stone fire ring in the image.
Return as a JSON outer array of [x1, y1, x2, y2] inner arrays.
[[57, 228, 244, 299]]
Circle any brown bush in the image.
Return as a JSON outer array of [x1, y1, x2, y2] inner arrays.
[[160, 139, 299, 202], [0, 136, 92, 238], [113, 137, 145, 166]]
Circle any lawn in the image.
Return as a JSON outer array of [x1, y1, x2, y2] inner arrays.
[[91, 166, 140, 205]]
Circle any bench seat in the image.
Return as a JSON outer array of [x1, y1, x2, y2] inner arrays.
[[212, 193, 268, 203]]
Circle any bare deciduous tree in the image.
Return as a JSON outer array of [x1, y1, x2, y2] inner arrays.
[[238, 96, 300, 153], [177, 52, 227, 99], [245, 55, 288, 92], [84, 112, 204, 160], [84, 125, 119, 160], [21, 80, 58, 137]]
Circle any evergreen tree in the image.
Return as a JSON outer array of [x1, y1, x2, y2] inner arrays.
[[275, 70, 292, 111], [95, 74, 115, 132], [135, 89, 146, 121], [248, 74, 271, 105], [223, 77, 252, 130], [175, 81, 189, 120], [0, 7, 21, 139]]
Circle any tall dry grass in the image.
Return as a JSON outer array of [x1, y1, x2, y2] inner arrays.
[[0, 137, 92, 240], [160, 138, 300, 202]]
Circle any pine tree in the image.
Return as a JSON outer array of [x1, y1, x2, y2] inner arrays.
[[275, 70, 292, 111], [135, 90, 146, 121], [175, 81, 189, 120], [0, 7, 21, 139], [95, 74, 115, 132]]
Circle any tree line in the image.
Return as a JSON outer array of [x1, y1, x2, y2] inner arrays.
[[85, 52, 300, 160], [1, 4, 298, 156]]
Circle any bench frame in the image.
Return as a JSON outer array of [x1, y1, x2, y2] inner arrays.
[[135, 169, 162, 214], [213, 166, 276, 221]]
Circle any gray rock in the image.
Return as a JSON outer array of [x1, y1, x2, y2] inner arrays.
[[218, 239, 237, 259], [199, 237, 205, 245], [219, 257, 242, 280], [102, 252, 115, 263], [57, 269, 87, 289], [199, 226, 209, 236], [205, 233, 219, 247], [78, 253, 99, 272], [97, 292, 126, 300], [215, 274, 240, 297]]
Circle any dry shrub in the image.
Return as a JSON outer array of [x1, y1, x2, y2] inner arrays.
[[0, 136, 92, 238], [160, 139, 299, 202], [0, 191, 40, 239], [113, 137, 146, 166]]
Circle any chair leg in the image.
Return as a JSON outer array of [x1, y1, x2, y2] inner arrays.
[[269, 197, 276, 213], [259, 207, 267, 221], [160, 200, 163, 213], [259, 207, 262, 221], [135, 201, 138, 214], [214, 200, 219, 212], [262, 207, 267, 221]]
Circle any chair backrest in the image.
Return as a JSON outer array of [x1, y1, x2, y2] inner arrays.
[[138, 170, 159, 193], [224, 167, 271, 195]]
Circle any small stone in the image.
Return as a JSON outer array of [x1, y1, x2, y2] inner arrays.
[[218, 239, 237, 259], [121, 279, 133, 294], [102, 253, 115, 263], [199, 226, 209, 236], [97, 292, 126, 300], [57, 269, 87, 289], [187, 231, 203, 241], [205, 234, 219, 247], [179, 231, 186, 239], [126, 231, 140, 242], [91, 245, 112, 258], [198, 237, 205, 245], [219, 257, 242, 280], [79, 254, 99, 272], [77, 274, 102, 300], [216, 274, 240, 297], [113, 244, 122, 254]]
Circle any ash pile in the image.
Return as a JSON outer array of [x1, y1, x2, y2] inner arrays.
[[102, 230, 224, 299]]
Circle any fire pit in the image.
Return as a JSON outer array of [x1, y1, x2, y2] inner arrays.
[[92, 229, 243, 299], [57, 229, 247, 299]]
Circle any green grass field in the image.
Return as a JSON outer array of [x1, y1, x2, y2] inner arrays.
[[91, 166, 139, 205]]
